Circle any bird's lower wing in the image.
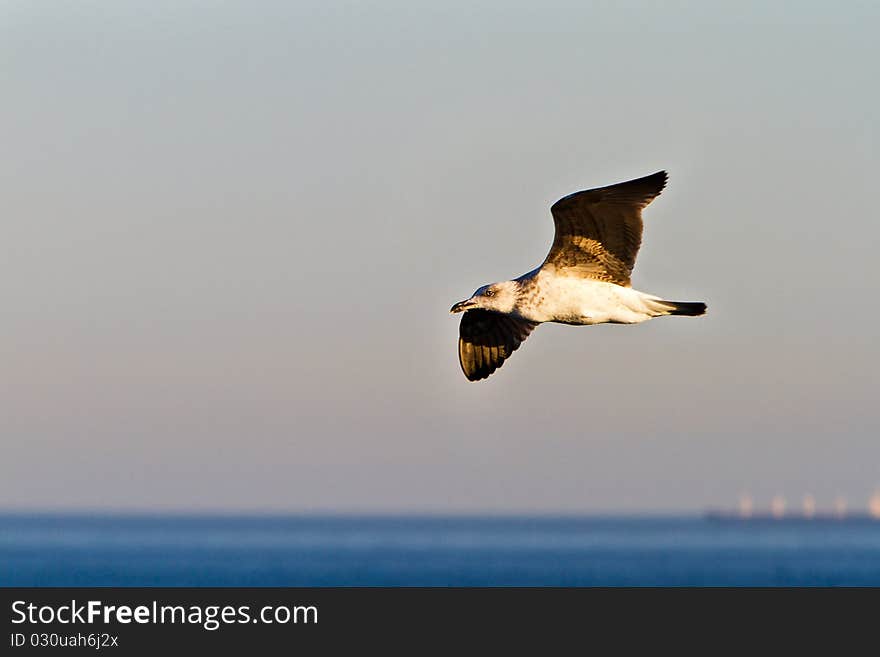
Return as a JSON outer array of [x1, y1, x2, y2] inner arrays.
[[458, 309, 538, 381]]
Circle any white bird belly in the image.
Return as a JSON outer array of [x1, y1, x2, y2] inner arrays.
[[527, 276, 660, 325]]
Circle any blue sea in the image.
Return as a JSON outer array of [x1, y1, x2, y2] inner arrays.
[[3, 514, 880, 586]]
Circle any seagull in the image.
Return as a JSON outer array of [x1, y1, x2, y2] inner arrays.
[[450, 171, 706, 381]]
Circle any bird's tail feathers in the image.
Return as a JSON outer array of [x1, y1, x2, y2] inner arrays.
[[654, 299, 707, 317]]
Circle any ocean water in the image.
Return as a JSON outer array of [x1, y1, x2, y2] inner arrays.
[[3, 514, 880, 586]]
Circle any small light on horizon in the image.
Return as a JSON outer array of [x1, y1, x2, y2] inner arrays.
[[869, 491, 880, 519], [802, 494, 816, 518], [738, 493, 753, 518], [771, 495, 786, 519]]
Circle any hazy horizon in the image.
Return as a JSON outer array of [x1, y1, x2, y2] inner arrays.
[[2, 1, 878, 513]]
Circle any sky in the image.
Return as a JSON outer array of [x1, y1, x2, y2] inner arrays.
[[2, 1, 878, 513]]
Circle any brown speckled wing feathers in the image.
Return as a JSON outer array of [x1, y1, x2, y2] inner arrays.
[[545, 171, 667, 286]]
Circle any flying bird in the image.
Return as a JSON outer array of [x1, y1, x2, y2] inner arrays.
[[450, 171, 706, 381]]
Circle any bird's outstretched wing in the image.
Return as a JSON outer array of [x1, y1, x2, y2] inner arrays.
[[458, 309, 538, 381], [544, 170, 667, 286]]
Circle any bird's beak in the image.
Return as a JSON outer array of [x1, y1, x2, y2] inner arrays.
[[450, 299, 476, 314]]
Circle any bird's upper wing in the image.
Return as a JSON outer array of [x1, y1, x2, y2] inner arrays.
[[543, 170, 667, 286], [458, 309, 538, 381]]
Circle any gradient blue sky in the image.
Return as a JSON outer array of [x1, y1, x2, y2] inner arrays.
[[2, 1, 878, 512]]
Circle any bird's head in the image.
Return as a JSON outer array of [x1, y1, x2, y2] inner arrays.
[[450, 281, 519, 314]]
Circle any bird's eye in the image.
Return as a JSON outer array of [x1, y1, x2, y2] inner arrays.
[[484, 289, 494, 297]]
